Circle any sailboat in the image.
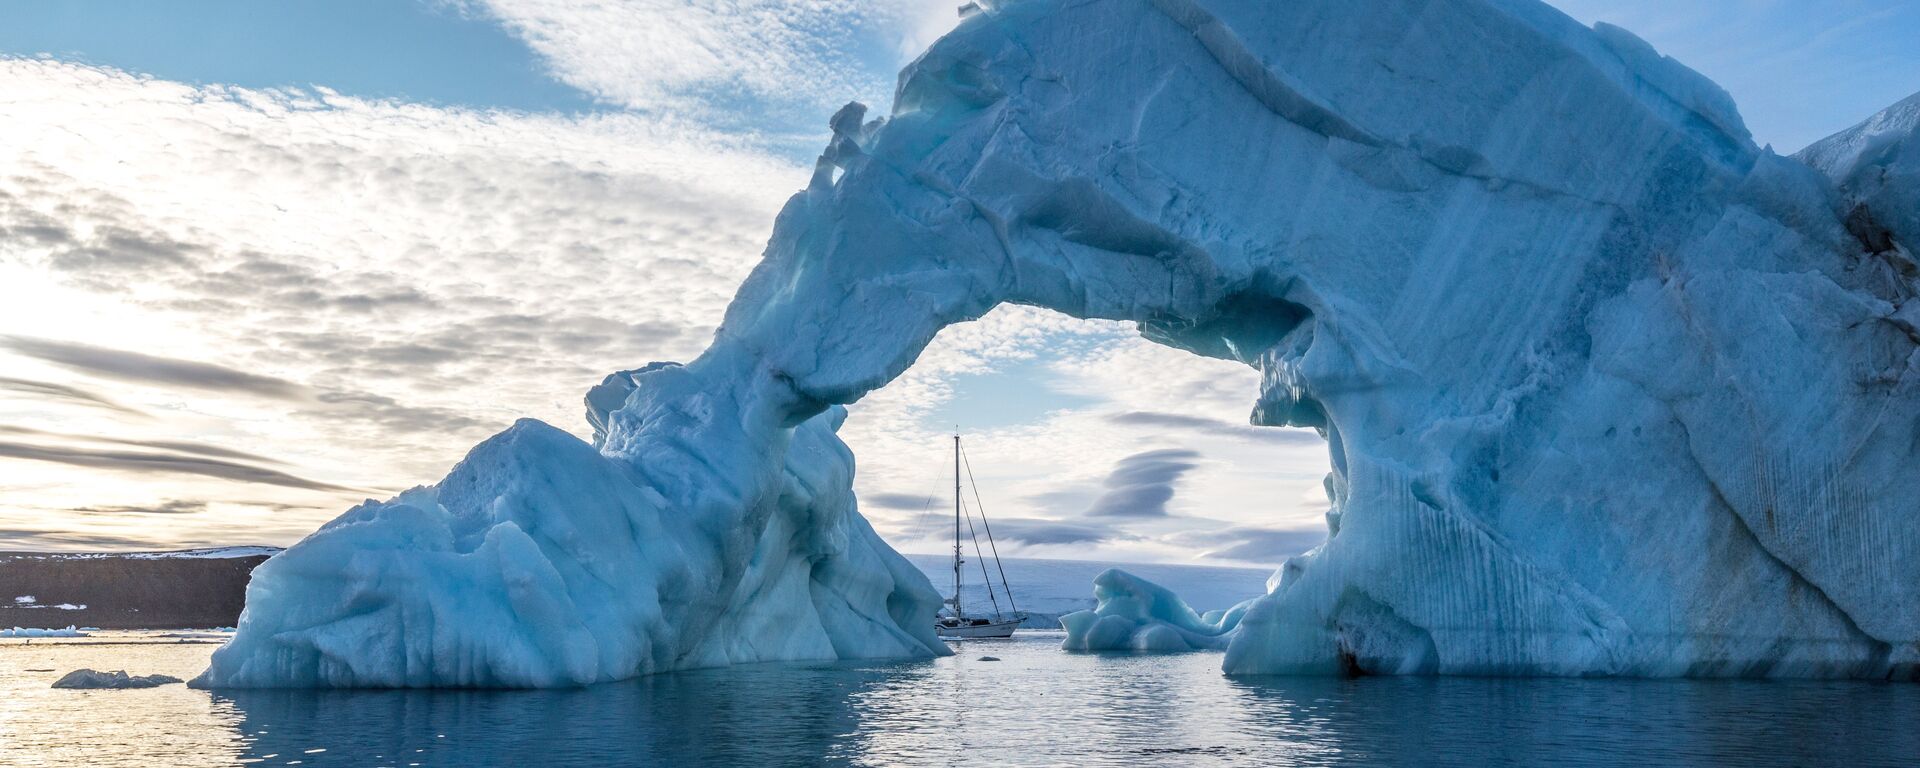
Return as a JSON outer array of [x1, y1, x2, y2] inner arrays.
[[935, 433, 1026, 639]]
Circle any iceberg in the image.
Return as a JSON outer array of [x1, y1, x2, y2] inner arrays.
[[203, 0, 1920, 686], [52, 669, 183, 689], [2, 625, 89, 638], [196, 395, 947, 688], [1060, 569, 1251, 652]]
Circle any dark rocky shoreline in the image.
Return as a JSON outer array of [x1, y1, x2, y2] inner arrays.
[[0, 548, 277, 630]]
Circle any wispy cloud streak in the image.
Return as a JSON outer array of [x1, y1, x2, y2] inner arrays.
[[0, 440, 356, 492], [1, 335, 303, 399]]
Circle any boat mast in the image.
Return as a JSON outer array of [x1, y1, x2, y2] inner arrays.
[[953, 432, 964, 621]]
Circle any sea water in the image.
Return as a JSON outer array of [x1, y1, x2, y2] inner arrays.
[[3, 632, 1916, 767]]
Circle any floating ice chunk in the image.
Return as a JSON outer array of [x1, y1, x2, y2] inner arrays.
[[52, 669, 183, 689], [13, 595, 33, 604], [1060, 570, 1252, 652], [2, 625, 89, 638]]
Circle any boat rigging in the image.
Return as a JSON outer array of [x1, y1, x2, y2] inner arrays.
[[935, 432, 1025, 639]]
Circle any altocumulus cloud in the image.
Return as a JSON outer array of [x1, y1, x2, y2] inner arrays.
[[0, 35, 1319, 558], [457, 0, 954, 129], [0, 57, 808, 545]]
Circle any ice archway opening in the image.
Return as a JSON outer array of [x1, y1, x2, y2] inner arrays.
[[198, 0, 1920, 688], [834, 301, 1331, 569]]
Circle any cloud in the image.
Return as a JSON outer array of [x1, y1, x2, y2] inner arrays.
[[0, 57, 808, 543], [0, 425, 286, 465], [457, 0, 953, 127], [979, 517, 1119, 546], [0, 51, 1330, 556], [0, 528, 190, 551], [0, 440, 357, 493], [1105, 411, 1234, 431], [862, 491, 935, 511], [1170, 525, 1327, 564], [0, 375, 145, 416], [1020, 487, 1095, 510], [1084, 448, 1202, 518], [1, 335, 304, 399], [1106, 410, 1324, 445], [71, 499, 208, 515], [302, 391, 494, 435]]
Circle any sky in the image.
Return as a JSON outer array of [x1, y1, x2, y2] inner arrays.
[[0, 0, 1916, 565]]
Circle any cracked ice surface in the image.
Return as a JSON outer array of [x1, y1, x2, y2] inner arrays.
[[200, 0, 1920, 687]]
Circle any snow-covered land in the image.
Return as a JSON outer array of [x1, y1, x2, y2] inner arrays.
[[2, 548, 270, 630], [902, 555, 1269, 629], [201, 0, 1920, 687], [0, 547, 282, 561], [126, 546, 284, 560]]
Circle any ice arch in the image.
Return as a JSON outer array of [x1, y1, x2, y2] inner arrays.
[[199, 0, 1920, 687]]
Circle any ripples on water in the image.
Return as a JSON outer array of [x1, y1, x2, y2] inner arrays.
[[3, 633, 1916, 767]]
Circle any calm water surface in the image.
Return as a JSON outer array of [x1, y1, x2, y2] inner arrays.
[[3, 632, 1916, 767]]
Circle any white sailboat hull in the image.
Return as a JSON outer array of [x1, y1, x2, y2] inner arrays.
[[936, 617, 1023, 638]]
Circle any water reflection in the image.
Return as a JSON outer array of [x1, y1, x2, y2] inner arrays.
[[14, 635, 1914, 767], [1221, 675, 1920, 767], [208, 638, 1920, 767], [216, 660, 895, 766]]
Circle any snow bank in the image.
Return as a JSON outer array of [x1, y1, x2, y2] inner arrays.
[[3, 625, 89, 638], [204, 0, 1920, 686], [52, 669, 182, 689], [1060, 570, 1251, 652]]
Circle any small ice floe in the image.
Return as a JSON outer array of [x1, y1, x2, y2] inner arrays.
[[1, 625, 90, 638], [7, 597, 84, 610], [156, 631, 235, 640], [1059, 569, 1251, 653], [52, 669, 184, 689]]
